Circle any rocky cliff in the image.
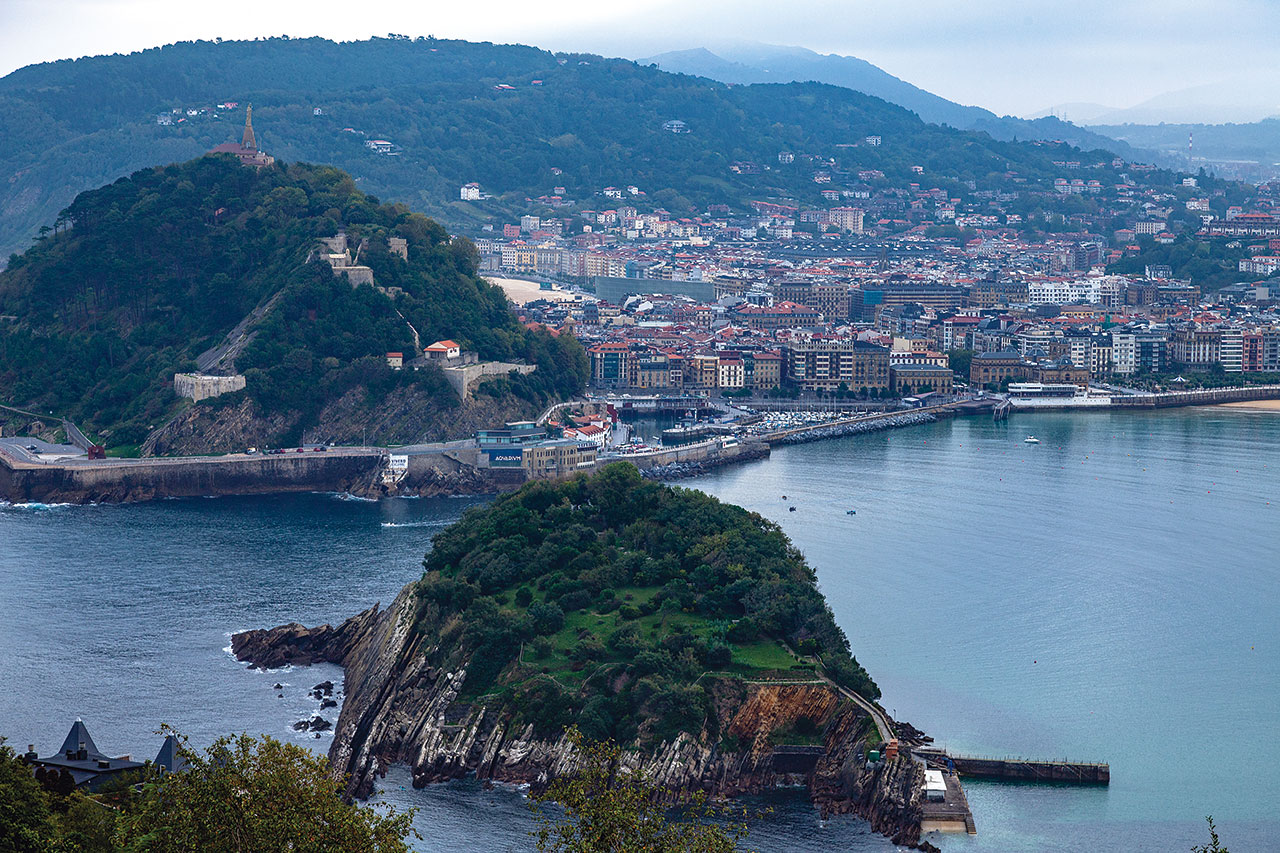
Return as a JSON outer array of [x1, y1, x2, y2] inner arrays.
[[141, 387, 542, 457], [233, 584, 935, 850]]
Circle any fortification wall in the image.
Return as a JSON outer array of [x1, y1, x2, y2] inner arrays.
[[174, 373, 246, 402], [442, 362, 536, 400]]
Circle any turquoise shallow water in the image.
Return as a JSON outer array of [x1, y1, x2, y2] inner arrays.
[[1, 408, 1276, 851]]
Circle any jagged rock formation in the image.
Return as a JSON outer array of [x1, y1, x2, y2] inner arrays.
[[233, 584, 934, 849]]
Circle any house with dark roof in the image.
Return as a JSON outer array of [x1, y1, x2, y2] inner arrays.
[[26, 719, 145, 791]]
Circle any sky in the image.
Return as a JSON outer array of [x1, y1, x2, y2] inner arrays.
[[2, 0, 1277, 118]]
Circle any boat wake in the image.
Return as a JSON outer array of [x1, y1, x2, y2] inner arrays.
[[380, 520, 448, 529]]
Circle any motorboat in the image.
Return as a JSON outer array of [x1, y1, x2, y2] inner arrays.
[[1024, 436, 1040, 444]]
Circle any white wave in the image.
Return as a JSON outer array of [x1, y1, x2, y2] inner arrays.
[[380, 520, 448, 529]]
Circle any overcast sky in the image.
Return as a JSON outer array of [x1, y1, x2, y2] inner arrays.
[[2, 0, 1276, 117]]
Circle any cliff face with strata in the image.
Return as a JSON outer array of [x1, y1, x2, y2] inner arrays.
[[232, 584, 934, 850]]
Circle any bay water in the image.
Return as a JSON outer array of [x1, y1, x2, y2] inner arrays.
[[1, 408, 1276, 851]]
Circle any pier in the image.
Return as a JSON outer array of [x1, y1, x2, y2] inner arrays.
[[915, 748, 1109, 784]]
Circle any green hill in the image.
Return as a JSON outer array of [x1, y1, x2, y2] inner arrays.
[[415, 463, 878, 744], [0, 35, 1135, 259], [0, 156, 586, 451]]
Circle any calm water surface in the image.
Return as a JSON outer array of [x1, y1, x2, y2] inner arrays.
[[2, 408, 1276, 852]]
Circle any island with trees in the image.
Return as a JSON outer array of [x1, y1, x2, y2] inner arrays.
[[233, 464, 937, 849]]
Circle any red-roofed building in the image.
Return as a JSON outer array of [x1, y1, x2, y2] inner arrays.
[[425, 340, 461, 360]]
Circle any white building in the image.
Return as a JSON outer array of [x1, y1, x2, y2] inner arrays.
[[460, 183, 482, 201]]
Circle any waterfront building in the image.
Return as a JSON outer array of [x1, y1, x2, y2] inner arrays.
[[1033, 361, 1091, 391], [890, 364, 954, 396], [969, 351, 1030, 388], [785, 338, 890, 391]]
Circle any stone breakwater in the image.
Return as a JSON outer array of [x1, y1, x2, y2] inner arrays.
[[232, 585, 937, 850], [640, 443, 771, 480], [769, 411, 937, 446]]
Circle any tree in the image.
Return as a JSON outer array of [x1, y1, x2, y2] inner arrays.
[[113, 731, 415, 853], [0, 738, 56, 853], [947, 349, 974, 378], [531, 729, 747, 853], [1191, 816, 1228, 853]]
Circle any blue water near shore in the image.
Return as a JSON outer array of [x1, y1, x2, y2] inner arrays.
[[1, 408, 1276, 852]]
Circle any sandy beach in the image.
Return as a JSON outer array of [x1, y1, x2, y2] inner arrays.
[[1217, 399, 1280, 412], [486, 276, 577, 305]]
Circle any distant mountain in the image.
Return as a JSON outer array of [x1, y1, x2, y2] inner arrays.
[[0, 36, 1133, 260], [1077, 77, 1280, 126], [1088, 119, 1280, 182], [1028, 103, 1119, 125], [641, 43, 1144, 158]]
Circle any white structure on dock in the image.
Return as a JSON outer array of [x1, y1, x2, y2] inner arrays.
[[924, 769, 947, 802]]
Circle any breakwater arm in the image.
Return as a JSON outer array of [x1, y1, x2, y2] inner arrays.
[[0, 447, 385, 504]]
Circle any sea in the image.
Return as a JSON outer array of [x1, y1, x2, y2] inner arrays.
[[2, 407, 1276, 852]]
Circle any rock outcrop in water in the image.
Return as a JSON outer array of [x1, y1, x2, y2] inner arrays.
[[233, 583, 936, 850]]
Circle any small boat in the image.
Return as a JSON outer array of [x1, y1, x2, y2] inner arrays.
[[846, 509, 857, 515], [1024, 436, 1040, 444]]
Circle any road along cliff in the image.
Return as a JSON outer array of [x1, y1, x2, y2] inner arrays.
[[233, 583, 938, 851]]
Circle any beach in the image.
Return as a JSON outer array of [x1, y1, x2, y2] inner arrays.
[[1218, 399, 1280, 411], [485, 275, 577, 305]]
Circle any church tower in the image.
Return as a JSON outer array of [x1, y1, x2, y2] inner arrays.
[[242, 104, 257, 151]]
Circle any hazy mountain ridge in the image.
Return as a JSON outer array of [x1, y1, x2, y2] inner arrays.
[[641, 44, 1146, 158], [0, 36, 1130, 260]]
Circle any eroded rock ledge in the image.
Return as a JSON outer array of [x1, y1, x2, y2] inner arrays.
[[232, 584, 937, 851]]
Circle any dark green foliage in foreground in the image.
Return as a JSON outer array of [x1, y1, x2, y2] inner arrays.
[[415, 464, 877, 748], [0, 738, 55, 852], [0, 156, 586, 445], [0, 732, 414, 853], [532, 729, 746, 853]]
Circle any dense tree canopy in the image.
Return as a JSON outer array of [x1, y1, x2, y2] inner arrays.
[[415, 464, 878, 749], [0, 156, 586, 446]]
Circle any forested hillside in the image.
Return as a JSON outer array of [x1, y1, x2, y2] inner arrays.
[[415, 463, 879, 745], [0, 156, 586, 450], [0, 36, 1127, 258]]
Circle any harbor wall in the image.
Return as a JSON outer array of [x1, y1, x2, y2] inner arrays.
[[1010, 384, 1280, 411], [946, 755, 1109, 784], [604, 438, 767, 471], [0, 451, 384, 504]]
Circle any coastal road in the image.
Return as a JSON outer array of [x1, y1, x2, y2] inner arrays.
[[818, 672, 896, 746]]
